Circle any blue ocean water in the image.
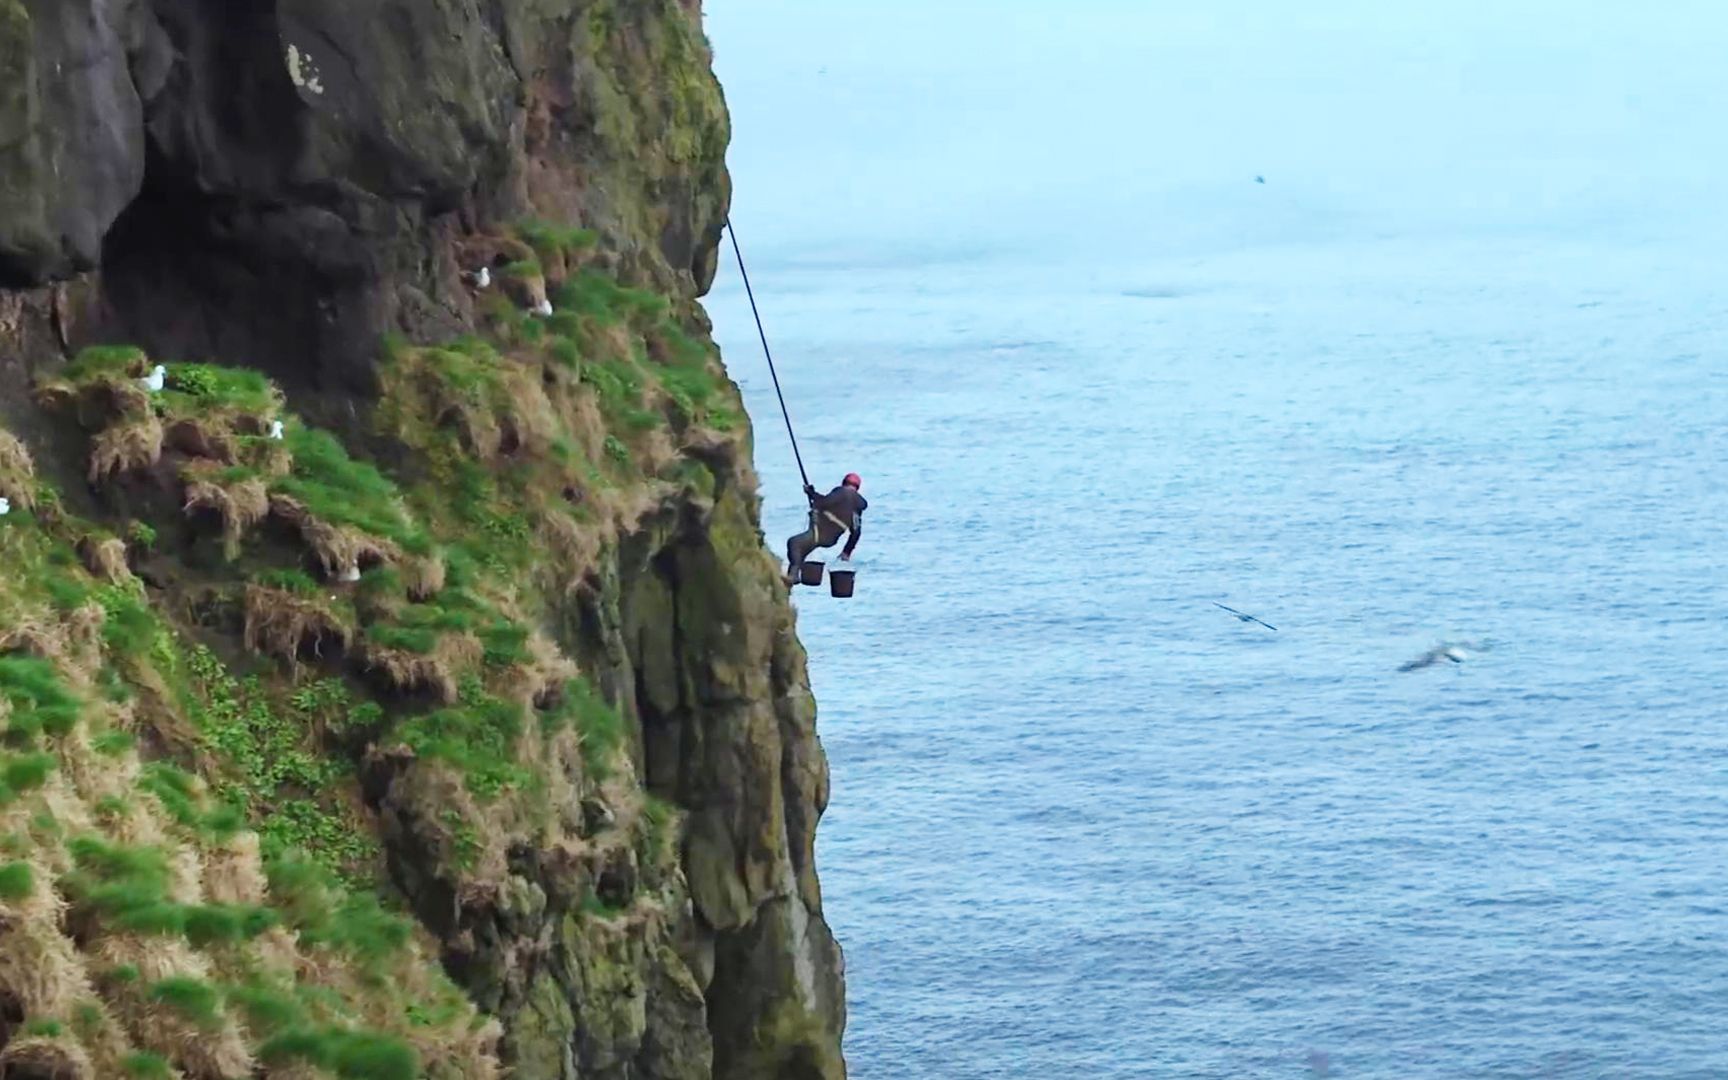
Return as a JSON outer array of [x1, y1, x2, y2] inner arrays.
[[706, 4, 1728, 1076]]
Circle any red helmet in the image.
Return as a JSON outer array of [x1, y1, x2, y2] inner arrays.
[[843, 472, 862, 489]]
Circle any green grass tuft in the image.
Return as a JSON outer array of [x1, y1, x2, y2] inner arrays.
[[164, 363, 277, 414], [121, 1051, 174, 1079], [330, 1029, 419, 1080], [227, 983, 308, 1035], [395, 677, 532, 799], [148, 976, 224, 1028], [91, 728, 135, 756], [96, 584, 160, 659], [0, 655, 81, 741], [0, 860, 34, 899], [261, 1026, 420, 1080], [544, 680, 624, 779], [252, 568, 322, 596], [184, 902, 277, 946], [2, 752, 57, 793], [62, 344, 147, 382], [547, 335, 581, 370], [273, 428, 432, 555]]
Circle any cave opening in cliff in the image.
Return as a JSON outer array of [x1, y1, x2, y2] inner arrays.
[[98, 163, 380, 407]]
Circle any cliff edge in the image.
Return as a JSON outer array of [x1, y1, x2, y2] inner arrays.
[[0, 2, 845, 1078]]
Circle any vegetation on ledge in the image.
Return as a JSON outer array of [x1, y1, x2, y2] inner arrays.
[[1, 243, 737, 1077]]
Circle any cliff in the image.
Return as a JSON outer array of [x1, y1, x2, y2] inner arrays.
[[0, 3, 845, 1078]]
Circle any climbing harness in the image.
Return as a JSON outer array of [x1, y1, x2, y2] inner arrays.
[[725, 216, 811, 491]]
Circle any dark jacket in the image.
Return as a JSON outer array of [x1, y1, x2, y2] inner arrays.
[[807, 484, 867, 557]]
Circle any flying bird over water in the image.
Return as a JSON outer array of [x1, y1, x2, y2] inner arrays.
[[1398, 641, 1489, 672], [1254, 175, 1265, 184], [1213, 602, 1276, 631]]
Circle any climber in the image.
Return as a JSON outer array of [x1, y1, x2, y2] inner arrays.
[[786, 473, 866, 584]]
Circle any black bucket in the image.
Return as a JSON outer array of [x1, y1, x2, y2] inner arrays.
[[829, 568, 856, 598], [799, 560, 825, 586]]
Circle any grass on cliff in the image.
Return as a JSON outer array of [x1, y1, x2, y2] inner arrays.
[[4, 231, 742, 1071]]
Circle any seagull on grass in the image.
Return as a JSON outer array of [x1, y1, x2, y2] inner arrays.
[[1214, 602, 1277, 631], [532, 298, 553, 317], [0, 497, 10, 517], [141, 364, 166, 393]]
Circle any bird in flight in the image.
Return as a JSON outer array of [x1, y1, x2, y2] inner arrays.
[[1214, 602, 1276, 631], [1398, 641, 1489, 672], [1254, 175, 1266, 184]]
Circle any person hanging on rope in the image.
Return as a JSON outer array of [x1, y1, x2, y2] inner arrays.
[[786, 473, 867, 584]]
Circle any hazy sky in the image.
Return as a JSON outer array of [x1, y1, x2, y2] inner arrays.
[[708, 1, 1728, 266]]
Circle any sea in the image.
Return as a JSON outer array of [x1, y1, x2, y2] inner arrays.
[[704, 3, 1728, 1076]]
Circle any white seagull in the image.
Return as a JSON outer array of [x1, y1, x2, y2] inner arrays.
[[338, 564, 361, 583], [268, 419, 285, 441], [0, 497, 10, 517], [476, 266, 491, 289], [1214, 602, 1277, 631], [532, 298, 553, 318], [1398, 641, 1489, 672], [141, 364, 166, 393]]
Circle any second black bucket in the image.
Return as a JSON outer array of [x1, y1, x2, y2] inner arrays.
[[829, 568, 856, 598], [799, 560, 825, 586]]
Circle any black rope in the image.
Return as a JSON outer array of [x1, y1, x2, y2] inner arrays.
[[725, 216, 811, 490]]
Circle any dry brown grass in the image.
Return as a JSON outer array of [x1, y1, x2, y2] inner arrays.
[[631, 421, 681, 479], [153, 1015, 253, 1080], [593, 481, 663, 537], [360, 632, 483, 704], [182, 463, 269, 558], [78, 535, 135, 586], [496, 364, 558, 453], [88, 413, 164, 483], [0, 911, 93, 1017], [401, 552, 447, 601], [242, 585, 351, 670], [60, 724, 142, 808], [592, 321, 635, 363], [0, 1034, 94, 1079], [501, 632, 578, 709], [543, 511, 601, 593], [558, 385, 608, 463], [202, 832, 267, 907], [163, 417, 237, 462], [248, 437, 293, 479], [90, 934, 209, 990], [501, 270, 550, 313], [0, 428, 36, 509]]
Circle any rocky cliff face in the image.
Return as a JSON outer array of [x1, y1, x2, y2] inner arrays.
[[0, 2, 845, 1078]]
